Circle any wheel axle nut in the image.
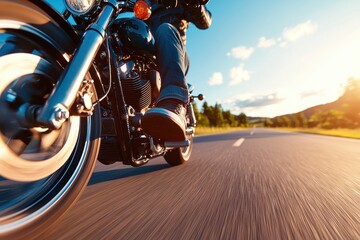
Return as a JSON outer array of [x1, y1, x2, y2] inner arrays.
[[55, 108, 69, 121]]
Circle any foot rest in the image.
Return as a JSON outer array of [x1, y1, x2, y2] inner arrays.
[[164, 140, 190, 148], [186, 127, 195, 135]]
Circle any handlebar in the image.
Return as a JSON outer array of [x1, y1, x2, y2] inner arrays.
[[159, 0, 210, 8]]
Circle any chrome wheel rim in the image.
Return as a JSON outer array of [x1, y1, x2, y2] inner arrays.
[[181, 135, 192, 158], [0, 53, 80, 182]]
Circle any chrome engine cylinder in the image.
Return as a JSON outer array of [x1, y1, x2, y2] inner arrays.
[[121, 71, 152, 112]]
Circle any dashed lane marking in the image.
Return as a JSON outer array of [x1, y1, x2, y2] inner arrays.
[[250, 126, 256, 135], [233, 138, 245, 147]]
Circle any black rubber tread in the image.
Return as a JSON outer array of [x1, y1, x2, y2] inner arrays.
[[164, 135, 193, 166]]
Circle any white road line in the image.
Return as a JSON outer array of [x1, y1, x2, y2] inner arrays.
[[250, 126, 256, 135], [233, 138, 245, 147]]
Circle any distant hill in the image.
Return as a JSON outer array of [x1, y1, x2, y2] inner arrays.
[[233, 79, 359, 128], [279, 98, 344, 120], [276, 78, 360, 120], [248, 116, 266, 125]]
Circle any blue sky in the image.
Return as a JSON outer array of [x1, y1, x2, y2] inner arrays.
[[186, 0, 360, 117], [47, 0, 360, 117]]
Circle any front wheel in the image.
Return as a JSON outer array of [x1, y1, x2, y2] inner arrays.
[[164, 135, 193, 165], [0, 53, 101, 240], [0, 1, 100, 238]]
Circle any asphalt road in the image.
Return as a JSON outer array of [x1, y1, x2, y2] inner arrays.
[[46, 128, 360, 239]]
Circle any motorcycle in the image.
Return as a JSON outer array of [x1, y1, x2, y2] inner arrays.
[[0, 0, 206, 237]]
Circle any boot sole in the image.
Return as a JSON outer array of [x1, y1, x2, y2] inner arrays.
[[141, 108, 186, 141]]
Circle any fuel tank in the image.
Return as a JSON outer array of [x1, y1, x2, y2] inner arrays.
[[111, 17, 155, 55]]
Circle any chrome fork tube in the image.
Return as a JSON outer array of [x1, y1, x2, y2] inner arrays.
[[36, 4, 116, 129]]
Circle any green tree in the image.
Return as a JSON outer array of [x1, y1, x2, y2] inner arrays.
[[193, 102, 210, 127], [202, 102, 214, 126], [199, 102, 250, 128], [325, 109, 345, 129], [198, 115, 210, 127], [263, 118, 273, 127], [309, 109, 345, 129], [341, 78, 360, 128], [309, 110, 324, 128], [272, 116, 284, 127], [294, 112, 308, 128], [237, 113, 248, 127], [223, 110, 237, 127], [213, 103, 225, 127], [282, 116, 291, 128], [193, 102, 200, 120], [202, 101, 209, 115], [289, 114, 299, 128]]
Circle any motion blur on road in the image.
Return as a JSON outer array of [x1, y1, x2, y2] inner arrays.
[[46, 129, 360, 239]]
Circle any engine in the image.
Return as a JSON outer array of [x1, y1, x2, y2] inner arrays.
[[121, 70, 152, 112], [99, 16, 160, 165], [98, 59, 160, 165], [118, 60, 160, 112]]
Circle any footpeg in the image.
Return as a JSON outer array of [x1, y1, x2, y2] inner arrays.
[[164, 140, 190, 149], [186, 127, 195, 136]]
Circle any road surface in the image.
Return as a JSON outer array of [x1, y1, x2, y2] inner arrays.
[[46, 128, 360, 239]]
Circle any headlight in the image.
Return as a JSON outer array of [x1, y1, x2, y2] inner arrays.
[[64, 0, 97, 16]]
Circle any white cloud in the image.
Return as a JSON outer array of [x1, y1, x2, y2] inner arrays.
[[221, 92, 284, 116], [279, 41, 288, 48], [227, 46, 254, 60], [229, 64, 251, 86], [208, 72, 224, 86], [283, 20, 318, 42], [230, 93, 283, 108], [258, 37, 276, 48]]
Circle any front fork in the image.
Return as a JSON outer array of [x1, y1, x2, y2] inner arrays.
[[34, 2, 117, 129]]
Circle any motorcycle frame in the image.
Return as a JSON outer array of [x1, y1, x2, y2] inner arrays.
[[105, 42, 135, 165]]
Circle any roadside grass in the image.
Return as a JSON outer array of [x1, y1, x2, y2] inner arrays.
[[279, 128, 360, 139], [195, 126, 247, 135], [194, 126, 360, 139]]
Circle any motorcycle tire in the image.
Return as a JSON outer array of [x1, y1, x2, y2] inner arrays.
[[164, 135, 193, 165], [0, 0, 100, 238]]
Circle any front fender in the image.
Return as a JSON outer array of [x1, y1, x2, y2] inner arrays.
[[30, 0, 80, 52], [0, 0, 105, 99], [0, 0, 78, 55], [32, 0, 106, 97]]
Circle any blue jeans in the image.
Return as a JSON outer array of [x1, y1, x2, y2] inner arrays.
[[154, 23, 189, 104]]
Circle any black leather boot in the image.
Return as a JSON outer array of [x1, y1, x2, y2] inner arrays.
[[141, 99, 186, 141]]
